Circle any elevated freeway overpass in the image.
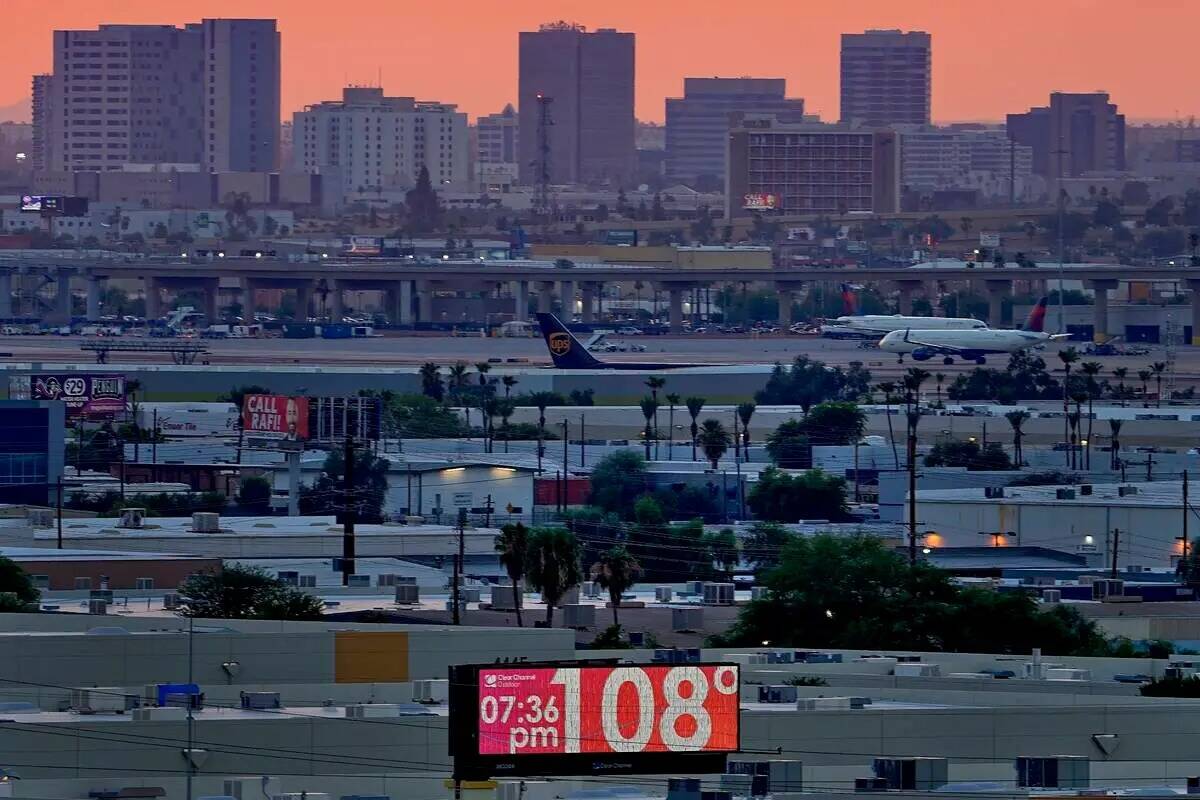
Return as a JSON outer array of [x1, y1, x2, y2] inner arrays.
[[2, 251, 1198, 339]]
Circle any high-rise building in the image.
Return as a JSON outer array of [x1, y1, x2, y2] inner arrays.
[[35, 18, 278, 174], [840, 29, 931, 126], [195, 19, 280, 172], [517, 22, 635, 185], [30, 74, 55, 172], [725, 114, 899, 218], [665, 77, 805, 183], [476, 104, 519, 190], [293, 87, 468, 195], [1006, 92, 1125, 179]]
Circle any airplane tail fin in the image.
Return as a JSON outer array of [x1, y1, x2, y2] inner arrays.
[[840, 283, 858, 315], [535, 313, 604, 369], [1023, 297, 1049, 333]]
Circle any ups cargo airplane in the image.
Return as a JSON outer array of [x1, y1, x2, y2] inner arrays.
[[536, 313, 706, 370]]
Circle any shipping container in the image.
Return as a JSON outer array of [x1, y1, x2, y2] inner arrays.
[[322, 323, 353, 339], [282, 323, 317, 339]]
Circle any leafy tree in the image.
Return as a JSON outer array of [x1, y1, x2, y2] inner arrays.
[[526, 527, 583, 626], [755, 356, 871, 409], [496, 522, 531, 628], [177, 564, 323, 619], [743, 522, 792, 571], [591, 545, 642, 627], [1092, 198, 1122, 228], [405, 166, 443, 233], [0, 556, 39, 610], [690, 205, 715, 244], [801, 402, 866, 446], [419, 363, 444, 401], [746, 467, 848, 523], [216, 385, 270, 411], [236, 476, 273, 511], [1142, 228, 1187, 257], [379, 393, 470, 438], [588, 450, 648, 516], [712, 534, 1111, 655], [1121, 181, 1151, 207], [765, 420, 812, 468], [1040, 211, 1092, 243], [924, 439, 1013, 470], [1144, 196, 1174, 227], [299, 448, 389, 523], [697, 419, 731, 469]]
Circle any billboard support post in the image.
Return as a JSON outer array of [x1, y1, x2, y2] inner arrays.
[[341, 434, 356, 586], [287, 450, 301, 517]]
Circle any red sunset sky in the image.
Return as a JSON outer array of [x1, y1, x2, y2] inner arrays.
[[2, 0, 1197, 125]]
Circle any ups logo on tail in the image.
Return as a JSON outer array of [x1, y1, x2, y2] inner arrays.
[[548, 332, 572, 355]]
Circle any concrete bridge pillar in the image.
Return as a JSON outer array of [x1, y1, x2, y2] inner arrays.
[[667, 285, 686, 333], [328, 280, 344, 321], [48, 270, 73, 325], [984, 279, 1011, 328], [417, 280, 434, 323], [202, 277, 220, 322], [559, 280, 575, 318], [397, 280, 414, 325], [776, 282, 802, 328], [144, 277, 162, 321], [0, 271, 12, 318], [1189, 280, 1200, 346], [537, 281, 555, 315], [86, 276, 102, 322], [513, 280, 529, 322], [895, 280, 922, 316], [580, 282, 597, 324], [1087, 279, 1118, 343], [295, 283, 313, 321]]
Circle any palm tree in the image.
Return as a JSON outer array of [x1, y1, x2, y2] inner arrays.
[[419, 362, 443, 401], [126, 378, 144, 461], [475, 362, 494, 446], [1108, 418, 1123, 471], [639, 397, 660, 460], [1112, 367, 1129, 407], [495, 522, 530, 628], [934, 372, 946, 407], [1151, 361, 1168, 407], [1080, 361, 1102, 469], [685, 396, 705, 461], [665, 393, 680, 461], [877, 381, 900, 469], [1058, 347, 1079, 460], [501, 375, 518, 400], [591, 545, 642, 628], [447, 361, 471, 424], [1069, 391, 1088, 470], [526, 527, 582, 627], [645, 377, 666, 456], [901, 367, 931, 446], [736, 402, 756, 461], [481, 397, 500, 454], [529, 391, 558, 471], [496, 399, 515, 453], [1005, 410, 1030, 466], [697, 418, 732, 470], [1137, 369, 1152, 408]]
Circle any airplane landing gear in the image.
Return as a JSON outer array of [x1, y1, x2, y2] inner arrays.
[[975, 357, 987, 365], [943, 356, 955, 366]]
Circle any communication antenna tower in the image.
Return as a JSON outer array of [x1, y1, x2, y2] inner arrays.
[[1165, 313, 1178, 400], [534, 94, 554, 224]]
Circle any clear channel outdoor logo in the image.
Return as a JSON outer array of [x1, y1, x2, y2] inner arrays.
[[485, 672, 536, 687]]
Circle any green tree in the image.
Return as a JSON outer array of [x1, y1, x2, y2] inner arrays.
[[1138, 369, 1152, 407], [405, 165, 443, 233], [0, 556, 39, 610], [743, 522, 792, 571], [177, 564, 323, 619], [765, 420, 812, 468], [236, 475, 272, 511], [685, 396, 705, 461], [588, 450, 648, 515], [697, 418, 731, 469], [216, 384, 270, 410], [419, 363, 444, 401], [299, 448, 389, 523], [1005, 410, 1030, 466], [591, 545, 642, 627], [496, 522, 531, 628], [802, 401, 867, 445], [736, 402, 756, 459], [526, 527, 583, 626], [924, 439, 1013, 470], [639, 397, 660, 460], [690, 205, 715, 244], [1144, 196, 1174, 227], [1092, 198, 1122, 228], [746, 467, 848, 522]]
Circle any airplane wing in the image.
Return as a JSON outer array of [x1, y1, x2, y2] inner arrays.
[[900, 330, 976, 355], [1047, 334, 1074, 340]]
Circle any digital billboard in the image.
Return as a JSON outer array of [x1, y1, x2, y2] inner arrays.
[[241, 394, 309, 441], [30, 374, 126, 420], [742, 193, 779, 211], [19, 195, 88, 216], [449, 662, 740, 779]]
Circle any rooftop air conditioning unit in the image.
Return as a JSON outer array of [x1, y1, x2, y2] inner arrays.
[[395, 584, 419, 604], [163, 592, 180, 610], [347, 575, 371, 587], [489, 585, 521, 611], [719, 774, 755, 797], [984, 486, 1005, 499], [1092, 579, 1124, 600], [191, 512, 220, 533], [666, 778, 701, 800], [854, 778, 889, 792], [376, 574, 398, 587], [873, 757, 949, 790], [26, 508, 54, 528], [894, 662, 941, 678], [119, 508, 146, 529], [240, 691, 281, 710], [758, 685, 799, 704], [462, 588, 481, 603], [411, 679, 449, 704], [562, 604, 595, 629], [751, 587, 769, 601], [345, 704, 406, 719], [1056, 488, 1076, 500], [702, 582, 735, 606], [70, 687, 139, 714], [74, 576, 92, 590], [1016, 756, 1090, 789], [1042, 589, 1062, 603], [1045, 668, 1092, 681], [87, 599, 108, 615], [726, 759, 803, 796], [581, 581, 600, 598], [1080, 484, 1093, 496], [1118, 485, 1139, 497], [132, 706, 187, 721], [673, 607, 703, 632], [277, 571, 299, 586], [298, 575, 316, 588], [656, 586, 673, 602]]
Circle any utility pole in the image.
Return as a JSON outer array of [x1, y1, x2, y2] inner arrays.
[[908, 423, 918, 566], [341, 434, 356, 586], [1182, 471, 1190, 584], [1055, 134, 1068, 334], [56, 479, 63, 550], [1110, 527, 1121, 578], [562, 418, 569, 475], [452, 507, 466, 625], [579, 413, 586, 468], [733, 411, 741, 461]]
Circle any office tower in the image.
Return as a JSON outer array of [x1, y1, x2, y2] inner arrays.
[[840, 29, 931, 126], [476, 104, 519, 189], [30, 74, 55, 171], [517, 22, 635, 185], [725, 114, 899, 218], [294, 87, 468, 194], [1007, 92, 1125, 179], [196, 19, 281, 172], [35, 18, 278, 174], [665, 78, 805, 183]]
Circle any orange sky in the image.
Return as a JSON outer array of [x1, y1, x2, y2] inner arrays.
[[2, 0, 1197, 125]]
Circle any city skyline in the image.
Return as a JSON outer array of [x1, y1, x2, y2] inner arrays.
[[1, 0, 1197, 126]]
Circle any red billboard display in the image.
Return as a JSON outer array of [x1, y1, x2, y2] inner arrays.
[[241, 394, 309, 440], [450, 662, 740, 778]]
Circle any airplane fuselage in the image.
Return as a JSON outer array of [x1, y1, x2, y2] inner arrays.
[[879, 328, 1055, 363], [822, 315, 985, 338]]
